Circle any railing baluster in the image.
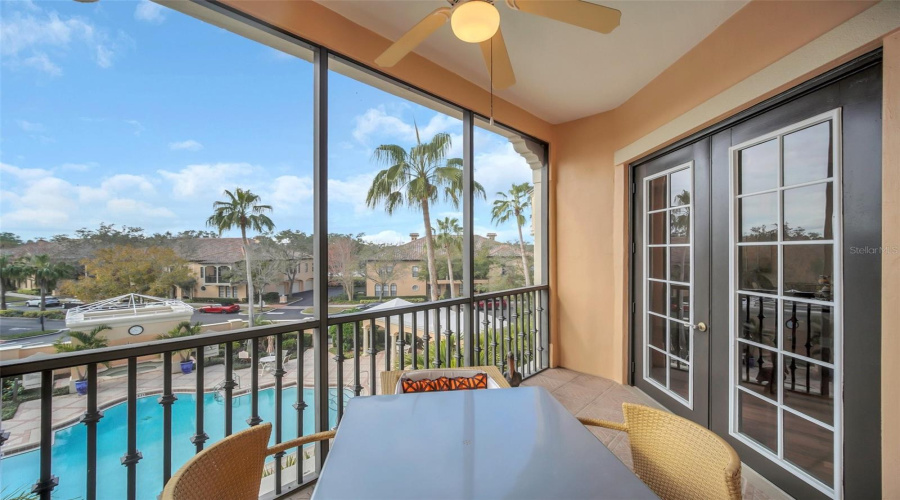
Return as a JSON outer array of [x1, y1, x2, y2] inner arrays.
[[434, 308, 442, 368], [81, 363, 102, 500], [293, 330, 307, 484], [398, 314, 406, 371], [484, 301, 491, 367], [191, 348, 208, 453], [159, 352, 175, 487], [274, 333, 285, 494], [369, 318, 377, 395], [424, 312, 431, 369], [121, 357, 142, 500], [33, 370, 57, 500], [491, 299, 500, 371], [529, 292, 537, 375], [224, 342, 234, 437], [455, 305, 462, 367], [412, 312, 419, 369], [335, 324, 344, 423], [536, 290, 544, 370], [444, 306, 452, 368], [353, 321, 362, 395], [474, 302, 482, 365], [384, 317, 391, 372], [248, 338, 262, 426]]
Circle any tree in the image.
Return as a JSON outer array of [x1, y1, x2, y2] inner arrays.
[[225, 247, 284, 310], [206, 188, 275, 326], [435, 217, 462, 298], [54, 325, 111, 381], [491, 182, 534, 287], [263, 230, 313, 297], [28, 254, 73, 311], [328, 235, 361, 301], [60, 245, 194, 302], [0, 256, 27, 310], [364, 244, 402, 300], [157, 321, 202, 363], [0, 232, 22, 249], [366, 124, 485, 302]]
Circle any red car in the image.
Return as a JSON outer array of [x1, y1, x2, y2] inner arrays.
[[477, 298, 508, 310], [198, 303, 241, 314]]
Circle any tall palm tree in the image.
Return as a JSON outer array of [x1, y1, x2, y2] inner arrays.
[[54, 325, 111, 381], [206, 188, 275, 326], [29, 254, 72, 311], [435, 217, 462, 298], [491, 182, 534, 287], [0, 255, 27, 310], [366, 124, 484, 302]]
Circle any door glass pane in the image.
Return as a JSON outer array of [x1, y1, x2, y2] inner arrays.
[[739, 139, 779, 194], [649, 247, 666, 280], [668, 247, 690, 283], [783, 301, 835, 363], [670, 208, 690, 244], [783, 412, 834, 486], [649, 313, 666, 350], [669, 320, 690, 361], [738, 391, 778, 453], [670, 359, 690, 400], [739, 246, 778, 294], [783, 355, 834, 425], [649, 176, 667, 211], [737, 295, 778, 348], [783, 183, 833, 241], [670, 168, 691, 207], [783, 245, 833, 300], [783, 122, 832, 187], [738, 342, 778, 401], [649, 281, 666, 316], [669, 284, 690, 321], [649, 348, 667, 385], [649, 212, 667, 245], [740, 192, 778, 242]]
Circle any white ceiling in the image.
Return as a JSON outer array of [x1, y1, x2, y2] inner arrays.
[[316, 0, 748, 124]]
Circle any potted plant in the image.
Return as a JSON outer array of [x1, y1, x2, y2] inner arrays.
[[54, 325, 111, 395], [158, 321, 203, 374]]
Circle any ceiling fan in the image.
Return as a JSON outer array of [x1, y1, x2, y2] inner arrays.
[[374, 0, 621, 89]]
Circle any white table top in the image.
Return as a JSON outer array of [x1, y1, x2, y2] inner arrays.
[[312, 386, 657, 500], [259, 355, 277, 363]]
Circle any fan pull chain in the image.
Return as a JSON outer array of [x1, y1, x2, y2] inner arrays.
[[490, 36, 494, 126]]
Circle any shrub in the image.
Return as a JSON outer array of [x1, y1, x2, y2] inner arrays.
[[16, 288, 39, 295], [193, 298, 240, 305], [0, 309, 24, 317], [22, 310, 65, 320], [261, 292, 280, 303]]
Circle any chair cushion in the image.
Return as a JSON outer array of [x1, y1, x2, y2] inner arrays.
[[400, 373, 489, 393]]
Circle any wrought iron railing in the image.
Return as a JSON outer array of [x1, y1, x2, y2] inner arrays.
[[0, 285, 549, 500]]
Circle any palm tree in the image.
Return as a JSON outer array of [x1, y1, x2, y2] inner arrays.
[[366, 124, 484, 302], [157, 321, 203, 363], [206, 188, 275, 326], [435, 217, 462, 298], [0, 256, 27, 310], [29, 254, 72, 311], [54, 325, 111, 381], [491, 182, 534, 287]]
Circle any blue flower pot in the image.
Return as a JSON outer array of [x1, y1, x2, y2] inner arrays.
[[180, 361, 194, 374], [75, 379, 88, 396]]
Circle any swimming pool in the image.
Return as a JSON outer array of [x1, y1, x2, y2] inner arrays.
[[0, 387, 349, 500]]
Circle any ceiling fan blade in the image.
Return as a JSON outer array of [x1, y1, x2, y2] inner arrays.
[[375, 7, 451, 67], [479, 27, 516, 90], [507, 0, 620, 34]]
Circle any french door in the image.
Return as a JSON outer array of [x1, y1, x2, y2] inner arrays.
[[632, 54, 882, 498]]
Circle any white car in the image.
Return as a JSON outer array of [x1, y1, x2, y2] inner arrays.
[[25, 297, 61, 307]]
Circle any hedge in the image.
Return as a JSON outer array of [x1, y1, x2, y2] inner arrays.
[[0, 309, 24, 317], [22, 310, 66, 320], [16, 288, 39, 295]]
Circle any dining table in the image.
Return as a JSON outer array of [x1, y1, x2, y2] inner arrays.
[[311, 386, 658, 499]]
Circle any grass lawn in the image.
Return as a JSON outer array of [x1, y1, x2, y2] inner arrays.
[[301, 305, 358, 315], [1, 329, 64, 341]]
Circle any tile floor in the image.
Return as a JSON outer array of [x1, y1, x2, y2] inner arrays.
[[286, 367, 787, 500]]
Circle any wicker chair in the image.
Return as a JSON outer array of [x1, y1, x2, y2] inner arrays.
[[161, 423, 335, 500], [380, 365, 511, 394], [579, 403, 742, 500]]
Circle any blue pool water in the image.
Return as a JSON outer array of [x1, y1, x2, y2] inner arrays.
[[0, 387, 349, 500]]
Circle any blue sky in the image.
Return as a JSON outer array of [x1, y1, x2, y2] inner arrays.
[[0, 0, 534, 245]]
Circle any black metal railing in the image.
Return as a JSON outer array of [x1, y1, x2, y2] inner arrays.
[[0, 285, 549, 500]]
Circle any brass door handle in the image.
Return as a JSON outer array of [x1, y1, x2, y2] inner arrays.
[[693, 322, 708, 332]]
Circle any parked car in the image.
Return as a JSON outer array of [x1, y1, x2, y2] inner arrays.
[[25, 297, 61, 307], [356, 302, 384, 311], [198, 303, 241, 314], [477, 297, 508, 310]]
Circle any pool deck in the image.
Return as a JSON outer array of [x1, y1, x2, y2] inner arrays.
[[0, 348, 385, 453]]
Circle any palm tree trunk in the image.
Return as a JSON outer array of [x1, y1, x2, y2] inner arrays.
[[241, 226, 255, 326], [40, 282, 47, 312], [445, 247, 456, 299], [1, 281, 7, 311], [517, 222, 532, 287], [421, 199, 440, 302]]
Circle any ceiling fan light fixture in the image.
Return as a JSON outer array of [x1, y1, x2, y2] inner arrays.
[[451, 1, 500, 43]]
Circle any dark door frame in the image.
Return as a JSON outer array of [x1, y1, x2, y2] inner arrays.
[[627, 48, 883, 498]]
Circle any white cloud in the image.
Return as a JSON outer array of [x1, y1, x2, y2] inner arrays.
[[21, 52, 62, 76], [16, 120, 44, 132], [361, 230, 411, 245], [59, 162, 93, 172], [169, 139, 204, 152], [351, 106, 460, 146], [101, 174, 155, 194], [125, 120, 144, 136], [473, 141, 533, 198], [0, 162, 52, 180], [134, 1, 167, 24], [106, 198, 175, 217], [328, 173, 375, 215], [157, 162, 259, 198], [269, 175, 314, 210]]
